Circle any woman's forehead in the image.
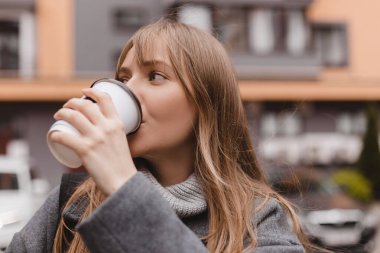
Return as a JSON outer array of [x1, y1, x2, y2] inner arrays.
[[122, 42, 171, 67]]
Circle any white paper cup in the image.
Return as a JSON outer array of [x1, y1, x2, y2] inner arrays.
[[47, 78, 142, 168]]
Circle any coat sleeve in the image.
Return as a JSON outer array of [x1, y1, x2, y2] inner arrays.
[[253, 199, 306, 253], [76, 172, 209, 253], [5, 186, 61, 253], [77, 172, 306, 253]]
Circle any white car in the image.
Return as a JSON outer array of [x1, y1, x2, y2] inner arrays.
[[269, 168, 378, 252], [0, 156, 49, 251], [302, 207, 377, 250]]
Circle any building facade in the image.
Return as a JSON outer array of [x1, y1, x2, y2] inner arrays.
[[0, 0, 379, 186]]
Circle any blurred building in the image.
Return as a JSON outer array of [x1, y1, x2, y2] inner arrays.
[[0, 0, 379, 186]]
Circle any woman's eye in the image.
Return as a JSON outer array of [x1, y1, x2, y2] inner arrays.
[[120, 78, 129, 84], [149, 72, 166, 81]]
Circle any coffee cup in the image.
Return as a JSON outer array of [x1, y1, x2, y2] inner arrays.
[[47, 78, 142, 168]]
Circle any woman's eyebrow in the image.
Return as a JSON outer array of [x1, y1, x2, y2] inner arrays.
[[117, 60, 173, 76], [141, 60, 172, 69]]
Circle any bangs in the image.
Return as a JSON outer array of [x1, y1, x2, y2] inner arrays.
[[133, 28, 164, 66], [115, 21, 170, 77]]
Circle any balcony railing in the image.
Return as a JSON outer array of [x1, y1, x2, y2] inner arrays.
[[231, 53, 321, 80]]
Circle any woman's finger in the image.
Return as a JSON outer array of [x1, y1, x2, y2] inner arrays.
[[63, 98, 104, 125], [81, 88, 119, 118], [49, 130, 88, 157], [54, 107, 96, 136]]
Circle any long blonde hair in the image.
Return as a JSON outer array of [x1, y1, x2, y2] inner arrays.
[[54, 19, 315, 253]]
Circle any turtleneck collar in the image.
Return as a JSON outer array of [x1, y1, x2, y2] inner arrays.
[[140, 169, 208, 218]]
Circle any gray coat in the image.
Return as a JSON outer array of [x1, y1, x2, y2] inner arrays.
[[6, 172, 305, 253]]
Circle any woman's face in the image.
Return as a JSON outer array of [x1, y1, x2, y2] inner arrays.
[[117, 45, 196, 159]]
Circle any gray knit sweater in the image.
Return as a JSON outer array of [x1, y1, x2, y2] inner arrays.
[[140, 170, 207, 218], [6, 172, 305, 253]]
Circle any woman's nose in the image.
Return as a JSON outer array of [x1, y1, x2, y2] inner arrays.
[[124, 78, 140, 100], [123, 77, 136, 91]]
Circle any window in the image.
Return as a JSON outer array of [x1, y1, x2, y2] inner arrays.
[[285, 9, 309, 55], [247, 8, 310, 55], [0, 20, 19, 73], [248, 8, 275, 55], [170, 3, 319, 79], [177, 4, 212, 33], [113, 8, 146, 31], [336, 113, 351, 134], [173, 4, 313, 56], [279, 112, 302, 136], [214, 8, 247, 53], [261, 111, 302, 137], [313, 23, 348, 67], [261, 113, 277, 137], [0, 11, 35, 78], [336, 111, 366, 135]]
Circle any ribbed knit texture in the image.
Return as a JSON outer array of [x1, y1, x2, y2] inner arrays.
[[140, 169, 208, 218]]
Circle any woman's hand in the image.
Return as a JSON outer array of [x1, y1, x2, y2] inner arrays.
[[49, 88, 137, 196]]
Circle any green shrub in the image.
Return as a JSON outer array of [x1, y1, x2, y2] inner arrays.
[[357, 103, 380, 190], [332, 169, 373, 202]]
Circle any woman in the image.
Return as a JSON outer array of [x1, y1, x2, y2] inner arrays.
[[7, 19, 312, 253]]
